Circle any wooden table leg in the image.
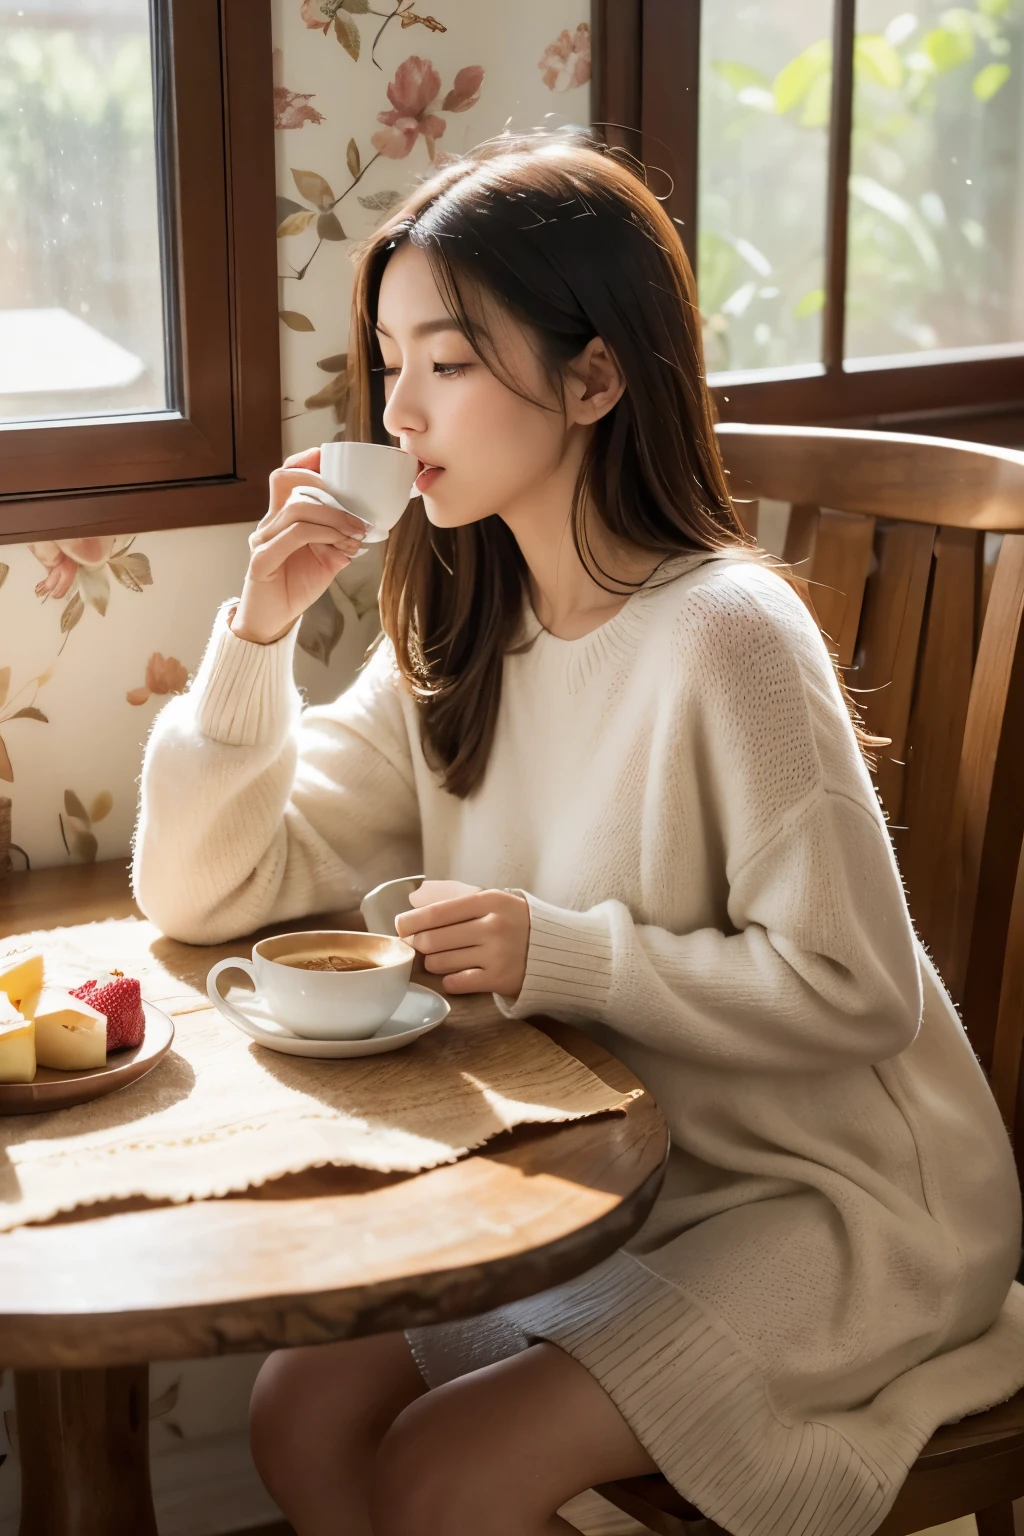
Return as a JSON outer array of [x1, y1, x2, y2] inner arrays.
[[14, 1365, 158, 1536]]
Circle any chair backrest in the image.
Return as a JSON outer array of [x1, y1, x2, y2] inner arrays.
[[994, 841, 1024, 1194], [715, 423, 1024, 1085]]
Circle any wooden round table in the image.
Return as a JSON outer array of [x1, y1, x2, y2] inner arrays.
[[0, 862, 669, 1536]]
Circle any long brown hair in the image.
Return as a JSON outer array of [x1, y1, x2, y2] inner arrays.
[[347, 129, 875, 795]]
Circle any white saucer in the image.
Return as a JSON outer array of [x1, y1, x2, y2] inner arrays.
[[216, 982, 450, 1058]]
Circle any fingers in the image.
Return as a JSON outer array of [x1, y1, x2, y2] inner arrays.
[[250, 499, 367, 562], [282, 446, 321, 470], [440, 969, 489, 994], [259, 478, 371, 544], [409, 880, 482, 908], [419, 945, 483, 975], [407, 918, 485, 955], [246, 520, 359, 582], [396, 893, 488, 939]]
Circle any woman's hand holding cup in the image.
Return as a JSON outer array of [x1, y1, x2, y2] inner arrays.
[[230, 447, 371, 646]]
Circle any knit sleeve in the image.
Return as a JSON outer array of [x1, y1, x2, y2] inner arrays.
[[498, 566, 924, 1072], [132, 601, 421, 945]]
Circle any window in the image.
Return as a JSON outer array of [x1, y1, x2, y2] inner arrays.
[[593, 0, 1024, 440], [0, 0, 280, 542]]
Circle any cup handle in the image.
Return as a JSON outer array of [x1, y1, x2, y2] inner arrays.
[[207, 957, 261, 1033]]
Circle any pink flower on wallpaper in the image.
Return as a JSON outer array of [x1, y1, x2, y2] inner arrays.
[[372, 57, 447, 159], [300, 0, 331, 35], [27, 539, 117, 600], [538, 23, 591, 92], [274, 86, 326, 130], [126, 653, 189, 707], [442, 65, 484, 115]]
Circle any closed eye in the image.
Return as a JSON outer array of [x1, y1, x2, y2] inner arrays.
[[374, 362, 470, 379]]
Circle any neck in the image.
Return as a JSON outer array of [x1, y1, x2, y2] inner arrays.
[[500, 449, 659, 641]]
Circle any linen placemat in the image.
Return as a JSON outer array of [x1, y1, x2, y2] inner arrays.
[[0, 917, 635, 1231]]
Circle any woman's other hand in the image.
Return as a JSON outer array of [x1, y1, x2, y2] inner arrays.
[[396, 888, 531, 998], [231, 447, 372, 645]]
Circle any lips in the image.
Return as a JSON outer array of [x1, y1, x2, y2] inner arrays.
[[414, 460, 444, 493]]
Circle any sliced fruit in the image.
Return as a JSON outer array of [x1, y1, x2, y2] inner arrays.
[[71, 973, 145, 1052]]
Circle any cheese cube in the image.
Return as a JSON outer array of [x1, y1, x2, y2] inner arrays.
[[0, 951, 44, 1011], [0, 996, 36, 1083], [26, 987, 107, 1071]]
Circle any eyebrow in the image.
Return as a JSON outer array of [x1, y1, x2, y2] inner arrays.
[[375, 318, 463, 339]]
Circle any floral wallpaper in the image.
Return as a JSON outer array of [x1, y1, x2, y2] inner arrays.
[[0, 0, 590, 879], [0, 4, 589, 1528]]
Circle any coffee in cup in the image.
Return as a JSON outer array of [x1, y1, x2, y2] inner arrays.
[[206, 929, 415, 1041]]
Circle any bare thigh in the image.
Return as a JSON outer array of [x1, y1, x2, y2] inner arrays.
[[250, 1330, 425, 1536], [372, 1341, 659, 1536]]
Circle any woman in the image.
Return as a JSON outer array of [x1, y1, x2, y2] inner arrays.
[[133, 131, 1024, 1536]]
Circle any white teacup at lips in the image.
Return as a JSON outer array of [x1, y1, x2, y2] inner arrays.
[[318, 441, 418, 547], [206, 930, 415, 1042]]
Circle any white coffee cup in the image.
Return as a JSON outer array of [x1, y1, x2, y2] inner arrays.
[[207, 929, 415, 1041], [318, 441, 418, 546]]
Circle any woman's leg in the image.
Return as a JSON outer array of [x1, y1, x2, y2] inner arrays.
[[249, 1330, 426, 1536], [372, 1340, 659, 1536]]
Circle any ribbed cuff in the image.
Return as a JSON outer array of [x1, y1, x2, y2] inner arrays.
[[497, 894, 614, 1021], [192, 600, 301, 747]]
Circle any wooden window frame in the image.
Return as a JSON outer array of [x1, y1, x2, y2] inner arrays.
[[0, 0, 281, 545], [592, 0, 1024, 444]]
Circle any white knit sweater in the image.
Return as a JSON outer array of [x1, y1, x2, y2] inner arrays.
[[134, 555, 1024, 1536]]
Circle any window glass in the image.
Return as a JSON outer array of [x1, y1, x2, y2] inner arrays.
[[847, 0, 1024, 360], [698, 0, 834, 377], [0, 0, 168, 426]]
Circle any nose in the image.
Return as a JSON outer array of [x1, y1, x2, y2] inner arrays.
[[381, 365, 427, 442]]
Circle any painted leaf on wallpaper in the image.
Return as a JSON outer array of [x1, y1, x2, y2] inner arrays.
[[149, 1379, 181, 1419], [401, 10, 446, 33], [305, 368, 349, 418], [65, 790, 89, 822], [341, 0, 370, 15], [292, 168, 336, 209], [0, 664, 51, 781], [347, 137, 361, 178], [278, 208, 317, 237], [357, 188, 402, 212], [335, 12, 360, 61], [78, 564, 111, 616], [538, 23, 591, 92], [274, 86, 326, 130], [298, 587, 345, 666], [60, 591, 84, 635], [67, 827, 98, 863], [318, 352, 348, 372], [281, 310, 316, 331], [0, 564, 8, 589], [89, 792, 114, 823], [277, 196, 306, 224], [59, 787, 111, 863], [318, 211, 346, 240]]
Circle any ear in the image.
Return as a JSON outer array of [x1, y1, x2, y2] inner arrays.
[[563, 336, 625, 426]]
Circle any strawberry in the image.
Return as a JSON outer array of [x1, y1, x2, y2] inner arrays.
[[70, 971, 146, 1052]]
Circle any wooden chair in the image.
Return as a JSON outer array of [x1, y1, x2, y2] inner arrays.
[[598, 424, 1024, 1536]]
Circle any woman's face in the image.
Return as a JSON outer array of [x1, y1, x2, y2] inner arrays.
[[376, 242, 582, 530]]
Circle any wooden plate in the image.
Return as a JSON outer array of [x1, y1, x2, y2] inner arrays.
[[0, 1001, 174, 1115]]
